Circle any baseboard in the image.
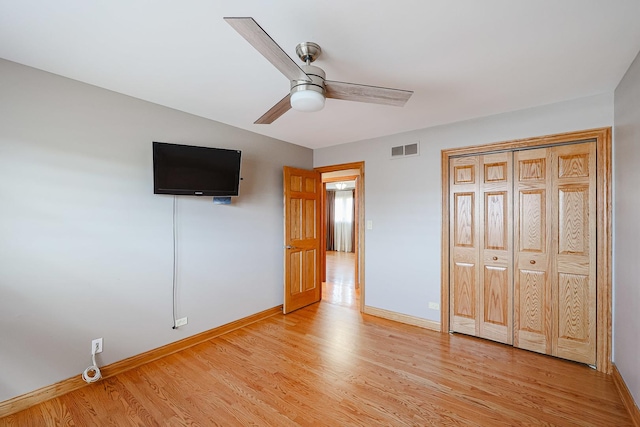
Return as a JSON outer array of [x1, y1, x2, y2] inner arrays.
[[612, 363, 640, 426], [364, 305, 440, 331], [0, 305, 282, 418]]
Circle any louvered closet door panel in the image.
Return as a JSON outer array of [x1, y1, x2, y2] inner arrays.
[[514, 148, 553, 355], [478, 153, 513, 344], [450, 156, 480, 336], [551, 142, 596, 364]]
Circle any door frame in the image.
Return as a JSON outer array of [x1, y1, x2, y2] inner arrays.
[[315, 161, 365, 313], [440, 127, 612, 373]]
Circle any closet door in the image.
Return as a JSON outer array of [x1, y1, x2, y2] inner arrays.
[[514, 148, 553, 355], [450, 154, 512, 345], [450, 156, 480, 336], [479, 153, 513, 344], [514, 142, 596, 364], [552, 142, 596, 364]]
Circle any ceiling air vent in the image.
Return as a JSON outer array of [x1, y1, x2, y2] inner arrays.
[[391, 142, 420, 159]]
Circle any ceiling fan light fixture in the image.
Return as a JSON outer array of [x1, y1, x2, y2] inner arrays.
[[291, 89, 325, 112], [290, 64, 326, 112]]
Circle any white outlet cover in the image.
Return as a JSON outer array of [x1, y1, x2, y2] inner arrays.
[[91, 338, 103, 354], [428, 302, 440, 310], [176, 317, 188, 327]]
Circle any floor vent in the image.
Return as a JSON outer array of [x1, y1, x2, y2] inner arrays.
[[391, 142, 420, 159]]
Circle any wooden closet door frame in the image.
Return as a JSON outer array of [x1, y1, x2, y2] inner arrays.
[[440, 127, 612, 373]]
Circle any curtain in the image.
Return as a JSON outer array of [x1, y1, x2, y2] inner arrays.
[[334, 190, 354, 253], [350, 189, 356, 251], [326, 190, 336, 250]]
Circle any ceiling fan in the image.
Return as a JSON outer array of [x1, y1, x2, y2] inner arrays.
[[224, 17, 414, 124]]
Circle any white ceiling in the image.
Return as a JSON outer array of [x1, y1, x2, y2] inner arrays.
[[1, 1, 639, 149]]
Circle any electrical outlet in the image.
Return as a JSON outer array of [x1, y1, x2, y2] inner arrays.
[[91, 338, 103, 354], [428, 302, 440, 310], [175, 317, 188, 327]]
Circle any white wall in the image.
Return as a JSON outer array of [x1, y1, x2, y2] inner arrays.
[[314, 93, 613, 321], [614, 49, 640, 404], [0, 59, 312, 402]]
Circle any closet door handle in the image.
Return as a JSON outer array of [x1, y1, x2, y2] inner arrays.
[[492, 256, 498, 261], [285, 245, 298, 250], [530, 260, 536, 264]]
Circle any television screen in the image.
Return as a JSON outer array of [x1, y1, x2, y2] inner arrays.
[[153, 142, 242, 196]]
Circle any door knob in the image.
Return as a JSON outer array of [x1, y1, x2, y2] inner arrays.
[[530, 260, 536, 264], [285, 245, 297, 250], [492, 256, 498, 261]]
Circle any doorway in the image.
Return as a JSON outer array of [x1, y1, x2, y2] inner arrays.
[[316, 162, 365, 311], [324, 179, 358, 307]]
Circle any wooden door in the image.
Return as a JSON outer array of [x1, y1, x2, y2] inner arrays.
[[478, 152, 513, 344], [442, 128, 611, 372], [450, 154, 512, 344], [283, 167, 322, 314], [552, 142, 596, 364], [450, 156, 480, 336], [514, 142, 596, 364], [514, 148, 553, 354]]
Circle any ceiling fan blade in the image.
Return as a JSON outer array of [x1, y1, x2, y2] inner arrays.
[[325, 80, 413, 107], [224, 17, 310, 83], [254, 94, 292, 124]]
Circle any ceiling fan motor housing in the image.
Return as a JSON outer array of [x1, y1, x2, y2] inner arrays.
[[290, 65, 326, 112], [290, 65, 326, 96]]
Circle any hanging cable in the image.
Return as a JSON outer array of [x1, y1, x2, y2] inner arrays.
[[81, 343, 102, 383], [172, 195, 178, 329]]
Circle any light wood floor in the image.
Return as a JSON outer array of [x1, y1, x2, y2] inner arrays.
[[322, 250, 359, 307], [1, 262, 633, 425]]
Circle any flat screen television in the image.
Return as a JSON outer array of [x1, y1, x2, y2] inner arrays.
[[153, 141, 242, 196]]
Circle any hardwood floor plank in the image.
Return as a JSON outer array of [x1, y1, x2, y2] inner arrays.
[[38, 399, 75, 426], [189, 343, 317, 423], [117, 367, 181, 423], [0, 405, 43, 427], [0, 299, 633, 426], [323, 250, 359, 307]]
